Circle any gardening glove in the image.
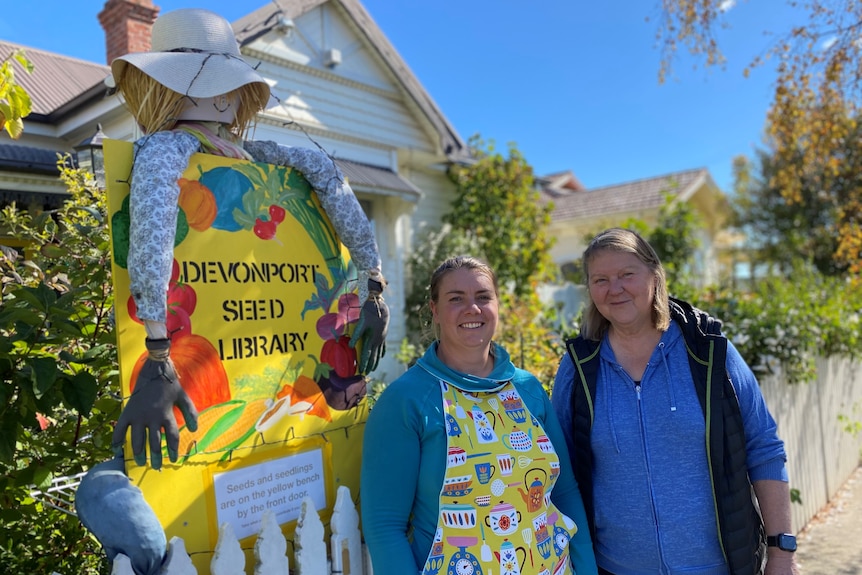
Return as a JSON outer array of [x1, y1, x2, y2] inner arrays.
[[112, 338, 198, 470], [349, 273, 389, 374]]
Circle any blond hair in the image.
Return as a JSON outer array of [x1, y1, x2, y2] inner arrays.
[[580, 228, 670, 341]]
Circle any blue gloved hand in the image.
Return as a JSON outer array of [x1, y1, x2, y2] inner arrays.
[[111, 338, 198, 469], [349, 277, 388, 374]]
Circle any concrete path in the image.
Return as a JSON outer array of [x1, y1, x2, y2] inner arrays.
[[795, 465, 862, 574]]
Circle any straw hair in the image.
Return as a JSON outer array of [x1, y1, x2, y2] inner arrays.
[[118, 66, 263, 136]]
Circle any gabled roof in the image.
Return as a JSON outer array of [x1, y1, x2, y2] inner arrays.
[[543, 167, 712, 221], [233, 0, 466, 160], [537, 170, 585, 197], [0, 41, 110, 122]]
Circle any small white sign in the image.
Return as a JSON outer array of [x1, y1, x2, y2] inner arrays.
[[212, 448, 326, 540]]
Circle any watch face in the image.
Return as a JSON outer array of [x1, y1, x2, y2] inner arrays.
[[769, 533, 798, 552], [778, 534, 797, 552]]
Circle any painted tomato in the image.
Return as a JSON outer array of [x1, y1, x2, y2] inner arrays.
[[166, 305, 192, 340], [167, 281, 197, 316]]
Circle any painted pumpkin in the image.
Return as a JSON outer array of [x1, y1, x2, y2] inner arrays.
[[177, 178, 217, 232], [130, 333, 230, 426]]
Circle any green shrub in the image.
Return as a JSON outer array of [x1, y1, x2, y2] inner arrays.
[[0, 160, 116, 574]]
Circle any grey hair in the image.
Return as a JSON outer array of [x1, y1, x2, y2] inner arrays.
[[580, 228, 670, 341]]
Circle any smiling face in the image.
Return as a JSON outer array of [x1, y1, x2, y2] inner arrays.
[[430, 267, 499, 356], [586, 249, 657, 334]]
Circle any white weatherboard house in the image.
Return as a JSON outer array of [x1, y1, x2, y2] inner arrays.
[[539, 167, 731, 287], [0, 0, 470, 382], [0, 0, 733, 381]]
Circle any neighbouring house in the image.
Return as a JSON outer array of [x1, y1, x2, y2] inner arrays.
[[539, 167, 732, 286], [0, 0, 470, 382]]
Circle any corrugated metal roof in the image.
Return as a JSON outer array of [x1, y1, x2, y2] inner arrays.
[[334, 158, 421, 197], [0, 142, 417, 198], [0, 41, 110, 119], [0, 143, 64, 174], [543, 168, 708, 221]]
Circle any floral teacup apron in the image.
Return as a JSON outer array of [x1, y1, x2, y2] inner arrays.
[[423, 380, 579, 575]]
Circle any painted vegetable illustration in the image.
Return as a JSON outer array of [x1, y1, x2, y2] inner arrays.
[[129, 333, 230, 427], [110, 194, 188, 269], [177, 177, 217, 231], [175, 398, 268, 459], [320, 335, 357, 379], [197, 166, 254, 232], [126, 259, 196, 340]]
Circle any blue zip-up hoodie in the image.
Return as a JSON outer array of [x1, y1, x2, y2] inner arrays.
[[362, 342, 597, 575], [553, 320, 787, 575]]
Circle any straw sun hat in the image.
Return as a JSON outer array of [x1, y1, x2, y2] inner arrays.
[[110, 8, 270, 107]]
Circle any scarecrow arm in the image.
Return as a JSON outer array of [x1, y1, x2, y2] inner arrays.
[[244, 140, 388, 373], [119, 130, 201, 469], [127, 130, 200, 332]]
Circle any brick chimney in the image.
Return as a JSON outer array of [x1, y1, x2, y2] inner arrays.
[[98, 0, 160, 65]]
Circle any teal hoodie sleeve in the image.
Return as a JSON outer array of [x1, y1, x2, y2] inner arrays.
[[361, 379, 422, 574], [514, 372, 598, 575], [361, 372, 444, 575]]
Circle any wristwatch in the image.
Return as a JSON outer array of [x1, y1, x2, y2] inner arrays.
[[766, 533, 797, 552]]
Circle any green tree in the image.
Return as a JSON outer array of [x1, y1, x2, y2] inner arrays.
[[0, 49, 33, 139], [655, 0, 862, 277], [399, 138, 566, 387], [445, 137, 556, 295], [731, 142, 852, 277], [0, 160, 116, 574], [648, 192, 702, 292], [620, 192, 702, 298]]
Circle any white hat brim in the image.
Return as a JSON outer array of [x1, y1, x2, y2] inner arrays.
[[112, 51, 269, 100]]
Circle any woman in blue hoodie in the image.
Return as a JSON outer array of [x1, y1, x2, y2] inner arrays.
[[552, 228, 799, 575], [362, 256, 597, 575]]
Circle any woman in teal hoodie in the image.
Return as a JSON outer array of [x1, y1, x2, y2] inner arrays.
[[361, 256, 597, 575]]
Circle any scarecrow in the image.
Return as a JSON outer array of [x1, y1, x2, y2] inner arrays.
[[76, 8, 389, 573], [107, 7, 389, 471]]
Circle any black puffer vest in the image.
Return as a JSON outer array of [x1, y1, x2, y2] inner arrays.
[[564, 297, 766, 575]]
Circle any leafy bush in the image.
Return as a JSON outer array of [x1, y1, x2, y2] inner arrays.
[[0, 160, 116, 574], [693, 264, 862, 384]]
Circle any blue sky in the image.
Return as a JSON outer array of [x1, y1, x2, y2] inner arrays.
[[1, 1, 804, 192]]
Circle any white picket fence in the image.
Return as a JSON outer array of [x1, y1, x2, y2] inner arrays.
[[43, 484, 371, 575]]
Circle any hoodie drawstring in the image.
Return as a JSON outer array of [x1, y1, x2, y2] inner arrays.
[[658, 341, 678, 412]]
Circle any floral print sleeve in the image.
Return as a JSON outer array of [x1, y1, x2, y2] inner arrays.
[[242, 140, 381, 272], [128, 130, 201, 322]]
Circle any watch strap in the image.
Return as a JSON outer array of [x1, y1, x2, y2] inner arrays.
[[766, 533, 797, 551]]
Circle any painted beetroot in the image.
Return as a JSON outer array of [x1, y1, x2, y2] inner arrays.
[[253, 218, 278, 240]]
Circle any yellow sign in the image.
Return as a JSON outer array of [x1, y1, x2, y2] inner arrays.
[[104, 140, 368, 571]]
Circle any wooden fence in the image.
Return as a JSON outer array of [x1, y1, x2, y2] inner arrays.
[[759, 355, 862, 532]]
